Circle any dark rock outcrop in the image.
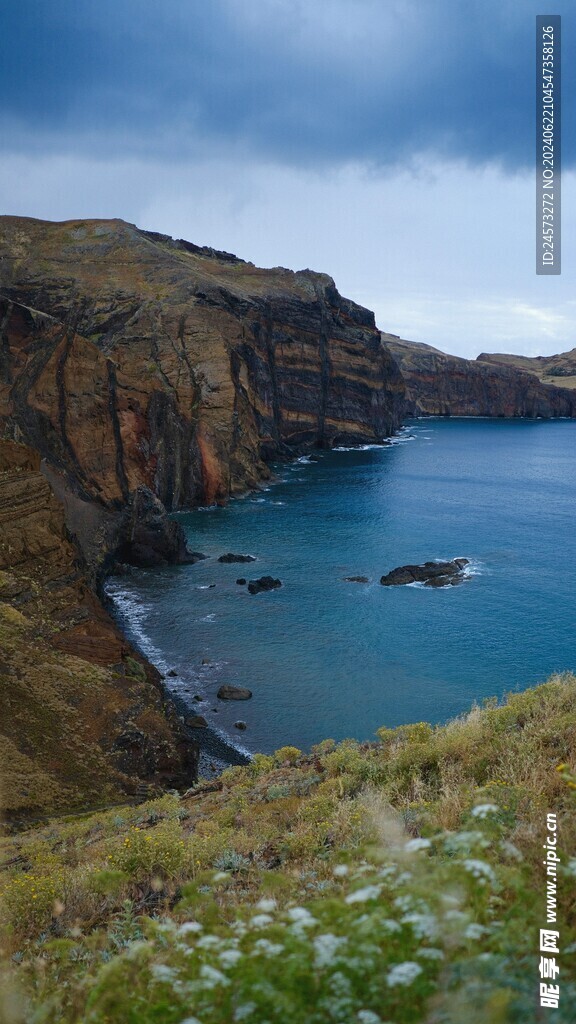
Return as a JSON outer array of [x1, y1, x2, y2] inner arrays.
[[380, 559, 469, 587], [218, 553, 257, 563], [117, 487, 206, 568], [217, 685, 253, 700], [383, 335, 576, 418], [186, 715, 208, 729], [247, 576, 282, 595]]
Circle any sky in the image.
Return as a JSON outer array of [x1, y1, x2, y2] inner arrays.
[[0, 0, 574, 359]]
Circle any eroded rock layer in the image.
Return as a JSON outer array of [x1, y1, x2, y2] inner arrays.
[[384, 335, 576, 418], [0, 216, 405, 520]]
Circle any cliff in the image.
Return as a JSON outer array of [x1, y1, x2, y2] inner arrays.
[[0, 216, 405, 818], [477, 347, 576, 389], [0, 216, 404, 530], [384, 334, 576, 418], [0, 438, 198, 822]]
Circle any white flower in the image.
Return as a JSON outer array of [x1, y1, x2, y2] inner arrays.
[[255, 897, 277, 912], [234, 1004, 257, 1021], [150, 964, 176, 983], [345, 884, 382, 904], [393, 895, 414, 912], [178, 921, 203, 935], [386, 961, 423, 986], [250, 913, 274, 929], [401, 912, 437, 940], [180, 1018, 202, 1024], [219, 949, 243, 967], [463, 859, 496, 885], [471, 804, 499, 819], [444, 910, 468, 923], [404, 838, 431, 852], [417, 948, 444, 960], [333, 864, 349, 877], [464, 923, 488, 940], [196, 935, 220, 948], [357, 1011, 383, 1023], [252, 938, 284, 957], [380, 919, 402, 933], [329, 972, 352, 995], [563, 857, 576, 878], [313, 933, 347, 968], [445, 830, 489, 853], [212, 871, 230, 882], [499, 841, 522, 861], [199, 964, 230, 988], [287, 907, 315, 925]]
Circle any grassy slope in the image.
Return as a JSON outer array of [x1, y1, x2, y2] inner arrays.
[[477, 351, 576, 390], [1, 673, 575, 1023]]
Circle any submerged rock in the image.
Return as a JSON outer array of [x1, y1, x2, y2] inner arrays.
[[344, 576, 370, 583], [218, 553, 257, 563], [234, 720, 247, 730], [247, 576, 282, 595], [217, 685, 253, 700], [380, 559, 469, 588], [236, 578, 247, 585]]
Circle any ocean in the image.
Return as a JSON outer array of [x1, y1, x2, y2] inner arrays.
[[105, 418, 576, 766]]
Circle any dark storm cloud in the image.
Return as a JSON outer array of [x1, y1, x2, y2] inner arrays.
[[1, 0, 573, 168]]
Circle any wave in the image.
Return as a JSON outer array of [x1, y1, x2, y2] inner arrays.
[[104, 582, 171, 674], [105, 581, 253, 763]]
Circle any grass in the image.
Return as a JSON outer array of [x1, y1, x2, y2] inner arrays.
[[1, 672, 575, 1022]]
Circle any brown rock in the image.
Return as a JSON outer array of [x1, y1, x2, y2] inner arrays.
[[383, 335, 576, 418], [186, 715, 208, 729], [217, 685, 253, 700], [0, 439, 198, 822]]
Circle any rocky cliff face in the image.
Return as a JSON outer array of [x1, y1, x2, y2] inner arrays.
[[477, 349, 576, 390], [0, 217, 404, 527], [384, 335, 576, 418], [0, 216, 405, 817], [0, 439, 198, 821]]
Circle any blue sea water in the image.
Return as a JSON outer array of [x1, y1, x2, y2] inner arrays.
[[106, 419, 576, 759]]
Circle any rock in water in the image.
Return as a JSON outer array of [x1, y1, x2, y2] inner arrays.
[[247, 576, 282, 595], [380, 559, 469, 588], [217, 685, 253, 700], [218, 553, 257, 563], [344, 576, 370, 583], [234, 721, 247, 730]]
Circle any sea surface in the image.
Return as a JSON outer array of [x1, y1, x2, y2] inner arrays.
[[106, 419, 576, 765]]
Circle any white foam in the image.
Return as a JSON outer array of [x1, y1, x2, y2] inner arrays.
[[103, 582, 171, 673]]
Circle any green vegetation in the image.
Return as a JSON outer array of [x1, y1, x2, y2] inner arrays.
[[1, 673, 576, 1022]]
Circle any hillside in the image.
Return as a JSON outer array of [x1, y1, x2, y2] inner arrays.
[[384, 334, 576, 418], [1, 673, 575, 1022], [0, 439, 197, 822], [477, 349, 576, 390]]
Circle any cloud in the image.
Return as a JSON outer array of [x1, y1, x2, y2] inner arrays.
[[1, 0, 574, 169]]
